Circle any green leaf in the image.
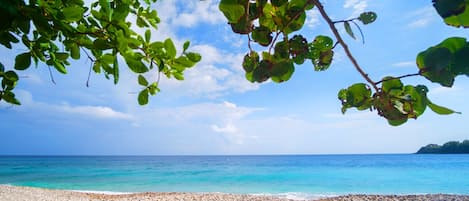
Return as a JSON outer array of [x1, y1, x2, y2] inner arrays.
[[219, 0, 246, 23], [164, 38, 177, 58], [124, 56, 148, 73], [243, 51, 259, 73], [358, 12, 377, 25], [387, 118, 408, 126], [229, 16, 253, 34], [138, 75, 149, 86], [270, 61, 295, 83], [312, 35, 333, 50], [183, 41, 190, 52], [186, 52, 201, 63], [338, 83, 372, 113], [251, 26, 273, 46], [403, 85, 427, 117], [427, 100, 461, 115], [62, 5, 85, 22], [138, 89, 149, 105], [174, 56, 195, 68], [55, 52, 69, 61], [173, 72, 184, 80], [436, 37, 466, 53], [0, 62, 4, 72], [113, 56, 119, 84], [14, 52, 31, 70], [381, 77, 403, 93], [4, 71, 19, 82], [417, 47, 454, 87], [344, 21, 355, 39], [93, 39, 112, 50], [432, 0, 465, 18], [53, 61, 67, 74], [453, 46, 469, 75], [2, 91, 21, 105], [145, 30, 151, 43], [271, 0, 288, 7]]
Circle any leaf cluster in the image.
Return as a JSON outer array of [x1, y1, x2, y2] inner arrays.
[[221, 0, 465, 126], [221, 0, 341, 83], [338, 79, 458, 126], [0, 0, 201, 105]]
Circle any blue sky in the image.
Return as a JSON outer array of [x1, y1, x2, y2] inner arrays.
[[1, 0, 468, 155]]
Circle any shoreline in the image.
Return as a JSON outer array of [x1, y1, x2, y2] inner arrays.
[[2, 185, 469, 201]]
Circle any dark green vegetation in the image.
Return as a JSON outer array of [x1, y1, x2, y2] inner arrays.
[[417, 140, 469, 154], [219, 0, 468, 126], [1, 0, 468, 126], [0, 0, 201, 106]]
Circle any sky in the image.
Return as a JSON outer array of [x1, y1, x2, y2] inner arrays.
[[1, 0, 468, 155]]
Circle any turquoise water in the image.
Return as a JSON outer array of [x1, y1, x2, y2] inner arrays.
[[1, 155, 469, 198]]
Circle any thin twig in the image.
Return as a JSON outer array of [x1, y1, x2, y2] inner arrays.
[[247, 34, 253, 52], [82, 47, 95, 87], [268, 32, 281, 53], [351, 21, 365, 44], [86, 62, 93, 87], [375, 73, 421, 85], [47, 65, 56, 84], [332, 18, 358, 24], [312, 0, 379, 92]]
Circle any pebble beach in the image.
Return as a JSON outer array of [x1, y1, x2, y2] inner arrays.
[[2, 185, 469, 201]]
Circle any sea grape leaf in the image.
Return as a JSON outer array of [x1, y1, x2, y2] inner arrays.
[[251, 26, 273, 46], [358, 12, 377, 25], [138, 88, 149, 105], [186, 52, 202, 63], [219, 0, 245, 23], [14, 52, 31, 70], [428, 100, 461, 115], [344, 21, 355, 39], [138, 75, 149, 86], [432, 0, 465, 18], [270, 60, 294, 83], [381, 77, 403, 94], [243, 51, 259, 73]]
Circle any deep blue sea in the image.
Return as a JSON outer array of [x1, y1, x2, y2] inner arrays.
[[1, 154, 469, 199]]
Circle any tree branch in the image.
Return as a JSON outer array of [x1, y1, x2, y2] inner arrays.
[[312, 0, 379, 92], [375, 72, 421, 85]]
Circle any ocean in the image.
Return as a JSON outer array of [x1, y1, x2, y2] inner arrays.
[[1, 154, 468, 199]]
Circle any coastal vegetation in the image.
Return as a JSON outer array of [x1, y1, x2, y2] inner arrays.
[[0, 0, 467, 125], [417, 140, 469, 154]]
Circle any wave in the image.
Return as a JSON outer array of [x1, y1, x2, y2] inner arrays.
[[253, 192, 339, 200], [70, 190, 133, 195]]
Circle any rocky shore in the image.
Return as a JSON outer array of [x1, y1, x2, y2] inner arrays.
[[1, 185, 469, 201]]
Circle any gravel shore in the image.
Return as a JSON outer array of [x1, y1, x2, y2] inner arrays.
[[1, 185, 469, 201]]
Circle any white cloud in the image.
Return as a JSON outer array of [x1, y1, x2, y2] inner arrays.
[[8, 90, 133, 120], [172, 1, 225, 27], [158, 44, 260, 98], [344, 0, 368, 17], [392, 61, 415, 68], [57, 104, 133, 120], [305, 9, 320, 29], [132, 101, 261, 145], [407, 6, 437, 28]]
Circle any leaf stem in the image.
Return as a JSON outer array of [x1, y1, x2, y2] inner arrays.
[[312, 0, 379, 92]]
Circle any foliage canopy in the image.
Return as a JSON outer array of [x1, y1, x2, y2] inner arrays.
[[0, 0, 467, 126], [218, 0, 467, 126], [0, 0, 201, 106]]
